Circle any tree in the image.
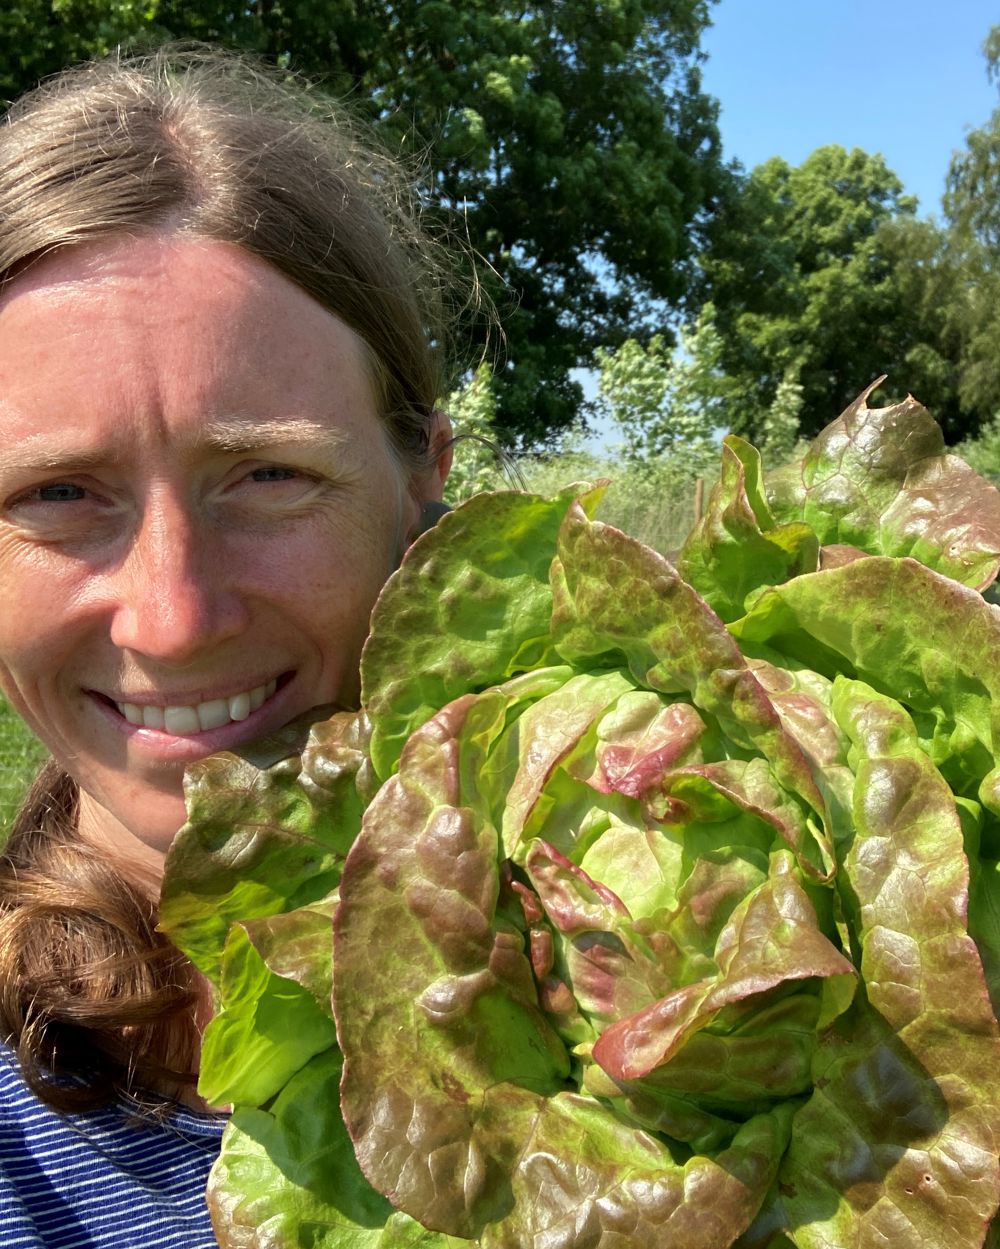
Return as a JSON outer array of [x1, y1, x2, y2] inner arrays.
[[0, 1, 155, 97], [758, 367, 806, 464], [0, 0, 732, 448], [594, 303, 728, 476], [941, 23, 1000, 427], [872, 213, 967, 438], [441, 362, 509, 504], [700, 145, 934, 438]]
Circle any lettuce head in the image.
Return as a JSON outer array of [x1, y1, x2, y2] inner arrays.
[[161, 386, 1000, 1249]]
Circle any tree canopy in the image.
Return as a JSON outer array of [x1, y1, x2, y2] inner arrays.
[[940, 23, 1000, 426], [696, 26, 1000, 446], [699, 144, 929, 438], [6, 6, 1000, 451], [0, 0, 731, 447]]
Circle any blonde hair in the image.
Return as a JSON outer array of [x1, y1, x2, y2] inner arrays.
[[0, 45, 469, 1109]]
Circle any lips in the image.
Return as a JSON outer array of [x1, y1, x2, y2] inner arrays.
[[114, 678, 278, 735]]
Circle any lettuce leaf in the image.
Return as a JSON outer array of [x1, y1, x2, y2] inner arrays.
[[161, 390, 1000, 1249]]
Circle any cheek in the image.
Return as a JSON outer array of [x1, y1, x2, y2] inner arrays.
[[273, 505, 404, 649], [301, 575, 385, 709], [0, 543, 81, 693]]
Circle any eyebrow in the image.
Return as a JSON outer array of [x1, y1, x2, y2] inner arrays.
[[0, 416, 351, 476], [199, 417, 350, 454]]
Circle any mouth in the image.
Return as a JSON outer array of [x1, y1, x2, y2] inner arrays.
[[97, 674, 290, 736]]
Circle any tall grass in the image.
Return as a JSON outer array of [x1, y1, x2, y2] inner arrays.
[[520, 451, 703, 556], [0, 702, 45, 836]]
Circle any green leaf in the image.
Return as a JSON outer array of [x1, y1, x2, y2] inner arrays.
[[198, 907, 337, 1108], [160, 712, 368, 982], [207, 1050, 462, 1248], [732, 558, 1000, 797], [767, 386, 1000, 588], [362, 484, 604, 780], [970, 855, 1000, 1016], [680, 436, 819, 620]]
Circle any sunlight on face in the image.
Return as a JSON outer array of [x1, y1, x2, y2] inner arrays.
[[0, 235, 434, 866]]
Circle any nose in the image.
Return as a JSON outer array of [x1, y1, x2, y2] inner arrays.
[[107, 493, 249, 665]]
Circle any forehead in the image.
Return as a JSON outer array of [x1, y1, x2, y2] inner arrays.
[[0, 233, 364, 355], [0, 234, 383, 457]]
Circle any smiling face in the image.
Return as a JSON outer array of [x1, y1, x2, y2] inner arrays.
[[0, 235, 446, 867]]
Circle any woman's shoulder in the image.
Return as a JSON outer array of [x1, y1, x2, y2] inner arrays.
[[0, 1043, 224, 1249]]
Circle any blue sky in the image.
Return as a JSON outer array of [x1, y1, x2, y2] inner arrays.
[[700, 1, 998, 216], [574, 3, 998, 444]]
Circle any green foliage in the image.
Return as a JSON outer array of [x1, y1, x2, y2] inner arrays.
[[953, 414, 1000, 486], [443, 359, 708, 554], [939, 25, 1000, 429], [868, 215, 967, 436], [441, 363, 508, 505], [594, 304, 728, 477], [699, 25, 1000, 449], [701, 145, 935, 440], [594, 335, 672, 453], [0, 0, 158, 99], [0, 0, 731, 447], [523, 448, 702, 557], [946, 24, 1000, 251], [758, 368, 807, 465]]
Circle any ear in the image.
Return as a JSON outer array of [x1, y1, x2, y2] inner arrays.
[[402, 410, 454, 547], [424, 408, 453, 501]]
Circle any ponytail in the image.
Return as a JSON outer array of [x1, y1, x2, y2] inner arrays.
[[0, 760, 199, 1111]]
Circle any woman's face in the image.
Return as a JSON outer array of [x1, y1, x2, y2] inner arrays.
[[0, 235, 447, 864]]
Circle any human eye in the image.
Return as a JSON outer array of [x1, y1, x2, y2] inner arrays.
[[2, 476, 123, 542], [7, 478, 95, 512], [229, 461, 329, 499], [247, 465, 301, 484], [216, 451, 353, 515], [30, 482, 88, 502]]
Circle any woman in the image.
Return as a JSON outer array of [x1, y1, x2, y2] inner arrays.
[[0, 47, 460, 1248]]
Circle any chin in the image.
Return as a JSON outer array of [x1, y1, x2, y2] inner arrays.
[[77, 776, 192, 867], [135, 785, 192, 850]]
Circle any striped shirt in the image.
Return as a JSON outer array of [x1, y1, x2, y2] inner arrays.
[[0, 1045, 225, 1248]]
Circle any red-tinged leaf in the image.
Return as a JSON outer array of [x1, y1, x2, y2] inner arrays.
[[336, 694, 794, 1245], [551, 508, 836, 878], [767, 385, 1000, 590], [589, 693, 710, 797], [594, 853, 855, 1081], [768, 681, 1000, 1247]]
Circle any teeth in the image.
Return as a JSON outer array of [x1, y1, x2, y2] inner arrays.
[[197, 699, 231, 732], [121, 703, 144, 726], [164, 705, 200, 735], [228, 691, 251, 722], [116, 679, 277, 734]]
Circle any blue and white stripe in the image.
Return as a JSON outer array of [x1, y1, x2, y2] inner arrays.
[[0, 1045, 224, 1248]]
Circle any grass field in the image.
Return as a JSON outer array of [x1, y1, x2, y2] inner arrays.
[[0, 701, 46, 832]]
